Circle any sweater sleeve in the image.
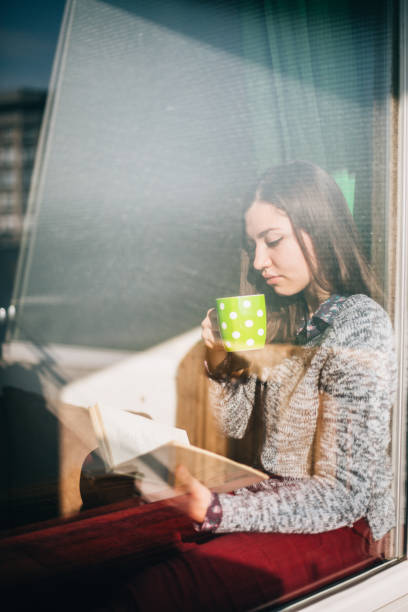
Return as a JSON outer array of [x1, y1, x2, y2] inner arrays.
[[213, 299, 396, 539], [208, 374, 258, 439]]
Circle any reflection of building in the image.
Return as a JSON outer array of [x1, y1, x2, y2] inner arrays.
[[0, 89, 46, 246]]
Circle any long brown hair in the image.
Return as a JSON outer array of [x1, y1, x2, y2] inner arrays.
[[241, 161, 379, 342]]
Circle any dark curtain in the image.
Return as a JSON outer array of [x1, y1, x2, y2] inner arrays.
[[240, 0, 393, 256]]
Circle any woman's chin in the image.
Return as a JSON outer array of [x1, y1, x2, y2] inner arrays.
[[270, 286, 292, 296]]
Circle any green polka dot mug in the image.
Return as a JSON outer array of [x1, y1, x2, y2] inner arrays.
[[215, 294, 266, 352]]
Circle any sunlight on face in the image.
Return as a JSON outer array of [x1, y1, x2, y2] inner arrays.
[[245, 201, 313, 297]]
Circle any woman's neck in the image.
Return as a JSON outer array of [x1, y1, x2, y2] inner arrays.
[[303, 286, 332, 316]]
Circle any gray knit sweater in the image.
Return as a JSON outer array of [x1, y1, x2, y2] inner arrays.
[[209, 294, 397, 541]]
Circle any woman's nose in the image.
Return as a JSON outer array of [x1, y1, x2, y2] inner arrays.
[[253, 245, 272, 271]]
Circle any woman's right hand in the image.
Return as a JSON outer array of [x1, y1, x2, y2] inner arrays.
[[201, 308, 228, 373], [201, 308, 225, 350]]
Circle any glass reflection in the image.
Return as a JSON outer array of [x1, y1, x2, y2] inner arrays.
[[0, 1, 399, 610]]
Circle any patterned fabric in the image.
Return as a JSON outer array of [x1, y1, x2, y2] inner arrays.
[[195, 492, 223, 531], [295, 294, 348, 344], [202, 294, 397, 540]]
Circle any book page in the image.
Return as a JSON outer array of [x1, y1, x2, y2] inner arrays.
[[90, 404, 189, 468], [115, 441, 268, 502]]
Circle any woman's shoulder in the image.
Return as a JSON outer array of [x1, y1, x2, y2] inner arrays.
[[329, 293, 394, 348], [336, 293, 388, 317]]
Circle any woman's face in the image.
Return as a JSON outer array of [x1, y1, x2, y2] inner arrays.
[[245, 200, 314, 297]]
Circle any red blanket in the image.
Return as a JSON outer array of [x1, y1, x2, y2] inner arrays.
[[0, 500, 381, 611]]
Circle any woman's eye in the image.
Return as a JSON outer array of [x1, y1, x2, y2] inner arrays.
[[266, 237, 283, 248]]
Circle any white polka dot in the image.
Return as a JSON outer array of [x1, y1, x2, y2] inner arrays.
[[257, 309, 264, 317], [257, 328, 264, 336], [246, 338, 255, 347], [229, 311, 238, 320], [244, 319, 253, 328], [219, 302, 224, 310], [232, 331, 240, 339], [225, 341, 231, 348], [221, 322, 227, 330], [243, 300, 251, 308]]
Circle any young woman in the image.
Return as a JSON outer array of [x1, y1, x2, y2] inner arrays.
[[112, 161, 396, 612], [183, 160, 397, 541]]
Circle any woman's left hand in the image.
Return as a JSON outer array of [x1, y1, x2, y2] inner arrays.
[[173, 465, 212, 523]]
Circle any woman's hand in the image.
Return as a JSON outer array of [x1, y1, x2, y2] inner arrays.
[[201, 308, 228, 372], [173, 465, 212, 523], [201, 308, 224, 350]]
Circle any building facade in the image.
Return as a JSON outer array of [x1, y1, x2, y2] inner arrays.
[[0, 89, 46, 247]]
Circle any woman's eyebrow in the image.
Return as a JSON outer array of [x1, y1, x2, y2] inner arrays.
[[245, 228, 281, 243], [257, 228, 281, 239]]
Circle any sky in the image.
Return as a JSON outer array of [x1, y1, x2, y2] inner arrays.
[[0, 1, 66, 91]]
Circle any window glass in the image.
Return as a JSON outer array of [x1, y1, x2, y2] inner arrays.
[[0, 213, 21, 234], [0, 192, 14, 211], [0, 169, 17, 189], [0, 127, 16, 139], [22, 146, 35, 164], [0, 145, 17, 164], [1, 1, 404, 610], [21, 127, 40, 140]]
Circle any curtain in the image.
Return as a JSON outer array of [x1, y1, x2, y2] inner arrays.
[[239, 0, 393, 262]]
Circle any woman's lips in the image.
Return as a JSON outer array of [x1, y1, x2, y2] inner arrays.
[[263, 275, 282, 284]]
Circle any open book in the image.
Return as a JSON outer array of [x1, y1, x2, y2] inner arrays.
[[89, 404, 267, 502]]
